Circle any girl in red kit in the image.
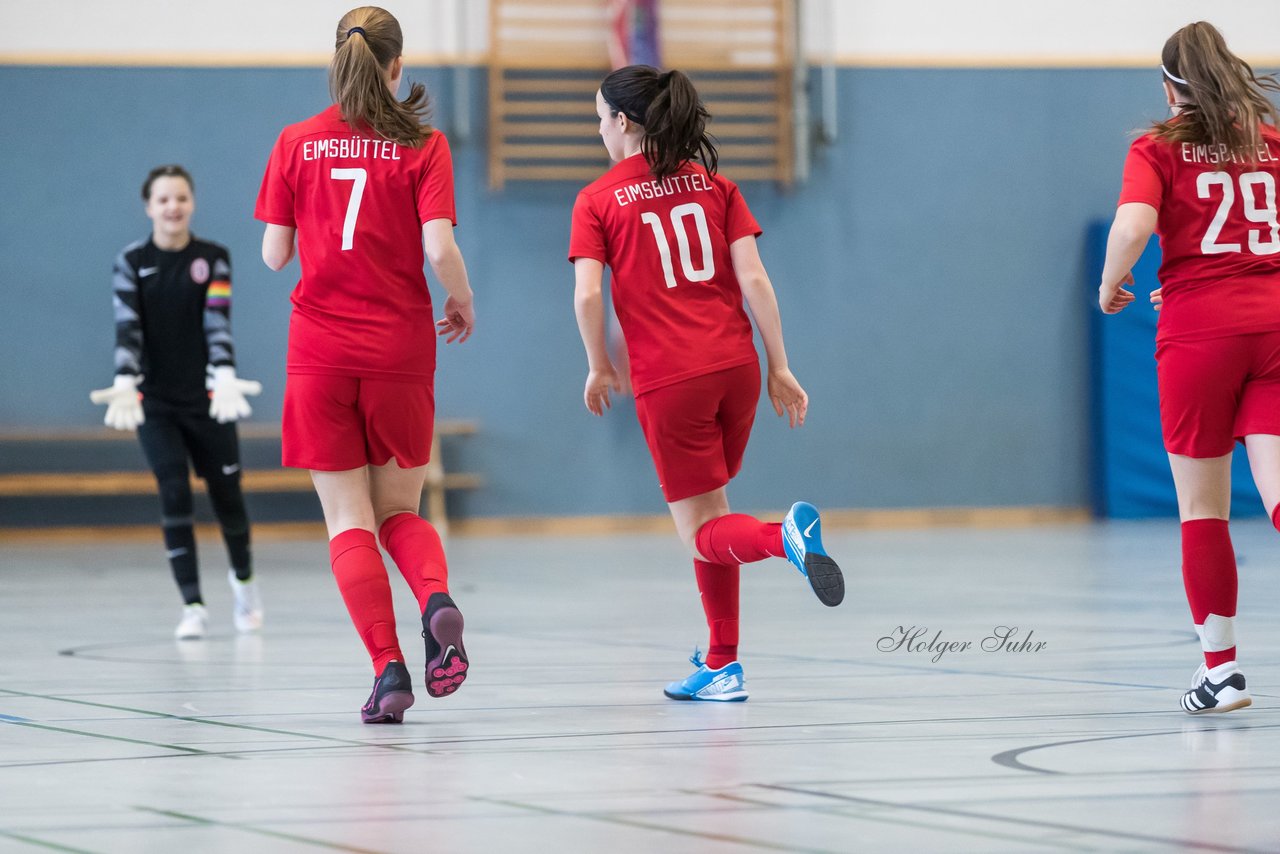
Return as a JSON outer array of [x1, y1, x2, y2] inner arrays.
[[255, 6, 476, 723], [1100, 21, 1280, 715], [569, 65, 845, 703]]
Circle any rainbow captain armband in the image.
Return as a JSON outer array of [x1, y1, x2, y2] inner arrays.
[[205, 280, 231, 307]]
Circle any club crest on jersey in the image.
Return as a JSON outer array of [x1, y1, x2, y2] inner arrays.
[[189, 257, 210, 284]]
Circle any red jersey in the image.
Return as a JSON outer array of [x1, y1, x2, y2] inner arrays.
[[569, 154, 762, 396], [255, 104, 456, 380], [1119, 126, 1280, 342]]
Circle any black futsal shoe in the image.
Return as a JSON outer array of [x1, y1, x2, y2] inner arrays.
[[422, 592, 469, 698], [361, 660, 415, 723]]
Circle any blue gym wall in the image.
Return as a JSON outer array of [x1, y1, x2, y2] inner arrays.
[[0, 65, 1175, 517]]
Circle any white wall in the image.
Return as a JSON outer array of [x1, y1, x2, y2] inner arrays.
[[3, 0, 1279, 65], [820, 0, 1280, 65], [0, 0, 483, 64]]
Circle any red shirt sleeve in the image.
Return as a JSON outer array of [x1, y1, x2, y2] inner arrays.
[[1118, 137, 1164, 210], [568, 191, 606, 263], [254, 131, 296, 227], [417, 132, 457, 225], [719, 176, 763, 242]]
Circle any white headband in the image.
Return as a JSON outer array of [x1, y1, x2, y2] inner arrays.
[[1162, 64, 1189, 86]]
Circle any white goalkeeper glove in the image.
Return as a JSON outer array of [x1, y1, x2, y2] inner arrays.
[[208, 366, 262, 424], [90, 374, 145, 431]]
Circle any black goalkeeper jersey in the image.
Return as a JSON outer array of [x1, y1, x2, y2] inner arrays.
[[112, 235, 236, 409]]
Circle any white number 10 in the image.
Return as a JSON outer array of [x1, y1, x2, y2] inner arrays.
[[640, 203, 716, 288], [331, 167, 367, 251]]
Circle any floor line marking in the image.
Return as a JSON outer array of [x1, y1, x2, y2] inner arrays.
[[0, 718, 217, 756], [759, 784, 1268, 853], [703, 791, 1094, 852], [991, 722, 1280, 774], [471, 796, 841, 854], [0, 830, 99, 853], [0, 689, 439, 756], [133, 807, 391, 854]]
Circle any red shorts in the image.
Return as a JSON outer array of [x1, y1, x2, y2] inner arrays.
[[1156, 331, 1280, 457], [634, 362, 761, 502], [282, 373, 435, 470]]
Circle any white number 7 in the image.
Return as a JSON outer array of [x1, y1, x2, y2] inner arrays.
[[331, 167, 367, 251]]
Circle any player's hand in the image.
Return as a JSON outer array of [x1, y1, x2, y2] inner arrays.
[[584, 364, 622, 416], [436, 295, 475, 344], [768, 367, 808, 428], [209, 366, 257, 423], [90, 374, 144, 431], [1150, 287, 1163, 311], [1099, 272, 1136, 314]]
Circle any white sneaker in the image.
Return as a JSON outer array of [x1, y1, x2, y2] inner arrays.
[[175, 604, 208, 640], [1181, 661, 1252, 715], [228, 570, 264, 633]]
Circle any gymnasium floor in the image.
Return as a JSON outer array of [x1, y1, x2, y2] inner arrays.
[[2, 519, 1279, 853]]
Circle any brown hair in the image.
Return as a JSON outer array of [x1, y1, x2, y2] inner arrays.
[[1152, 21, 1280, 161], [330, 6, 432, 148], [141, 164, 193, 200], [600, 65, 718, 181]]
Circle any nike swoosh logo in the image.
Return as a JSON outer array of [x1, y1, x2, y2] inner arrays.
[[441, 644, 456, 661], [803, 519, 818, 537], [138, 266, 159, 277], [166, 548, 189, 559], [221, 464, 240, 475]]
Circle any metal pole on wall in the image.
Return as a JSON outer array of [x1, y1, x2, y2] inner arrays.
[[819, 0, 837, 145], [793, 0, 810, 182], [452, 0, 472, 143]]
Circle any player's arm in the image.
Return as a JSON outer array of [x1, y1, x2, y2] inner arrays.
[[573, 257, 620, 416], [92, 250, 146, 430], [730, 235, 807, 428], [204, 250, 261, 423], [1099, 202, 1157, 314], [204, 250, 236, 371], [261, 224, 296, 271], [112, 249, 144, 378], [423, 218, 475, 343]]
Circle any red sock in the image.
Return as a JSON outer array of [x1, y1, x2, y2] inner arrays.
[[1271, 503, 1280, 533], [378, 512, 449, 612], [695, 514, 783, 565], [1181, 519, 1238, 669], [695, 560, 740, 669], [329, 528, 403, 674]]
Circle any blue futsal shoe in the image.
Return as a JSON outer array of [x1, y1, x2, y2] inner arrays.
[[663, 650, 748, 702], [782, 501, 845, 606]]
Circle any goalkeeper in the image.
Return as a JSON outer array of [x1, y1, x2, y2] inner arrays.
[[92, 164, 264, 640]]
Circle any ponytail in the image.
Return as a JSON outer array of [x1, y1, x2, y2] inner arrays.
[[1152, 21, 1280, 161], [600, 65, 719, 180], [329, 6, 433, 149]]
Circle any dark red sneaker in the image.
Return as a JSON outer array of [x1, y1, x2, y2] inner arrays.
[[361, 660, 415, 723], [422, 593, 469, 698]]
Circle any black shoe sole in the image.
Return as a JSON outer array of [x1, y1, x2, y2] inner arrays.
[[806, 554, 844, 606], [423, 594, 468, 698]]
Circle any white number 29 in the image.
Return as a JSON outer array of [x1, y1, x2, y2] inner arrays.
[[640, 203, 716, 288], [331, 167, 367, 251], [1197, 170, 1280, 256]]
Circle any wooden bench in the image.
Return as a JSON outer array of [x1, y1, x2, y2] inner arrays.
[[0, 420, 481, 536]]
